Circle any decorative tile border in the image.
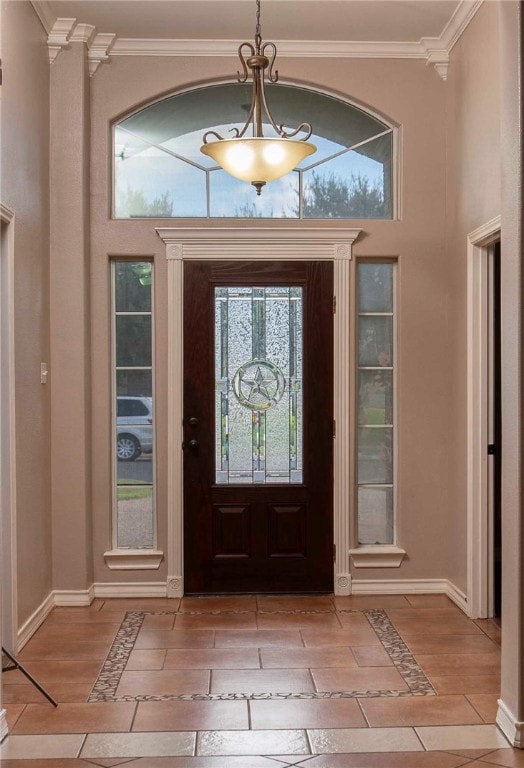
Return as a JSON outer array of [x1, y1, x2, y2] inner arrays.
[[89, 611, 145, 701], [363, 609, 436, 696], [89, 608, 435, 702]]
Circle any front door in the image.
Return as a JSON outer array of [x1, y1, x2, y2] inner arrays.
[[183, 260, 333, 593]]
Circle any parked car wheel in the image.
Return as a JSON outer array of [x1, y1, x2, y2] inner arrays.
[[117, 434, 142, 461]]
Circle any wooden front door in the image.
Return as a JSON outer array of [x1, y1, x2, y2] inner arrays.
[[183, 260, 333, 593]]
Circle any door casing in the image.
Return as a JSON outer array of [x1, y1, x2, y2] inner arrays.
[[156, 227, 362, 597], [466, 215, 501, 619], [0, 204, 18, 653]]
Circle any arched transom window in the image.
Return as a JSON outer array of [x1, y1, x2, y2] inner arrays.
[[113, 83, 395, 219]]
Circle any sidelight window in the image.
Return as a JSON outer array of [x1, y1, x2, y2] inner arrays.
[[356, 261, 396, 545], [111, 260, 156, 549]]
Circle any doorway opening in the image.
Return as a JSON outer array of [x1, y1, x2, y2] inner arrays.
[[467, 216, 501, 620], [488, 240, 501, 621]]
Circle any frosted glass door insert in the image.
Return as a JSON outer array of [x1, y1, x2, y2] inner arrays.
[[215, 286, 303, 484]]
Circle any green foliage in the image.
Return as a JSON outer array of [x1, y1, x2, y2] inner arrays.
[[116, 186, 174, 218], [300, 172, 385, 219], [131, 263, 152, 287], [117, 486, 152, 501]]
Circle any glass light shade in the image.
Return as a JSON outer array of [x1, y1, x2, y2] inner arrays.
[[201, 137, 316, 183]]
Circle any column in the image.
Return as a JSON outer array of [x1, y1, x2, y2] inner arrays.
[[49, 39, 93, 593]]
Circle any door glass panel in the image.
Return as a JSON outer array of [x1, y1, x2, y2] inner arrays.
[[215, 286, 303, 484]]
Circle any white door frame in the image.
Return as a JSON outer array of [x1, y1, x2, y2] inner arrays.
[[467, 215, 501, 618], [0, 203, 17, 743], [0, 204, 18, 654], [156, 227, 361, 597]]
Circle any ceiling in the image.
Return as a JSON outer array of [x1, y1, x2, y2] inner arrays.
[[41, 0, 463, 43]]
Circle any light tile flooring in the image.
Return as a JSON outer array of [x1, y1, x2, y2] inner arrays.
[[1, 594, 520, 767]]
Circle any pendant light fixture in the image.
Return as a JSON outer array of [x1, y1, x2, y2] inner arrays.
[[200, 0, 316, 195]]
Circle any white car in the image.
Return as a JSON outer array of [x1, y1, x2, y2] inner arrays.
[[117, 396, 153, 461]]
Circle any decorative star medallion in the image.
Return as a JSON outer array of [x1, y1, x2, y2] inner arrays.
[[233, 359, 286, 410]]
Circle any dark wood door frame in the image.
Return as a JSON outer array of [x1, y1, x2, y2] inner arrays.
[[183, 260, 333, 593]]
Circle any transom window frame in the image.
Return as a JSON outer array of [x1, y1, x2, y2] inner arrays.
[[111, 80, 400, 222]]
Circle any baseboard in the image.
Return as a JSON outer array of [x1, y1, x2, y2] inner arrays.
[[13, 583, 170, 651], [445, 580, 469, 612], [0, 708, 8, 743], [497, 698, 524, 748], [351, 578, 468, 613], [92, 581, 167, 598], [16, 591, 55, 651], [53, 585, 95, 606]]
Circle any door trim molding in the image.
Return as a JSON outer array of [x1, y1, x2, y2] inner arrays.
[[157, 227, 362, 596], [0, 203, 18, 652], [466, 215, 501, 618]]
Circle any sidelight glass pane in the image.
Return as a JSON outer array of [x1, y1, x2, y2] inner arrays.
[[215, 286, 303, 484], [112, 260, 155, 551], [358, 316, 393, 367], [116, 486, 154, 547], [357, 486, 393, 545], [115, 262, 152, 312], [116, 370, 152, 397], [358, 262, 393, 313], [115, 316, 152, 367], [358, 370, 393, 425], [356, 260, 396, 547], [357, 427, 393, 484]]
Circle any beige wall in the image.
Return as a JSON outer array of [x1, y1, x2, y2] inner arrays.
[[3, 2, 501, 598], [498, 0, 524, 743], [0, 2, 52, 627], [87, 53, 462, 586], [444, 0, 501, 591]]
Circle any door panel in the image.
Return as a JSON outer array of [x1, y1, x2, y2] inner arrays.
[[183, 260, 333, 593]]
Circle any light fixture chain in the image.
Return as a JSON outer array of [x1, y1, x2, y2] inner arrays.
[[200, 0, 316, 194]]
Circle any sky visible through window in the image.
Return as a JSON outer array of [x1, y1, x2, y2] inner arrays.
[[114, 87, 393, 219]]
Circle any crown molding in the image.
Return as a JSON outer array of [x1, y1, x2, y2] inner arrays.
[[30, 0, 55, 35], [419, 0, 483, 80], [439, 0, 484, 52], [111, 38, 429, 59], [47, 18, 115, 75], [45, 0, 483, 79], [88, 32, 117, 76], [47, 18, 76, 64], [70, 23, 96, 45]]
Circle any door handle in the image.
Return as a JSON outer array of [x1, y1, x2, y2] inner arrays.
[[188, 439, 199, 450]]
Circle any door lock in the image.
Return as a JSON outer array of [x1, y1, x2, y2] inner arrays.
[[188, 417, 199, 427], [182, 439, 199, 451]]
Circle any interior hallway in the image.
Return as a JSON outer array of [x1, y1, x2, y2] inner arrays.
[[1, 593, 520, 766]]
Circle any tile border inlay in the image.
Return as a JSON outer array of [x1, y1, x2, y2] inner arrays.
[[88, 609, 435, 702]]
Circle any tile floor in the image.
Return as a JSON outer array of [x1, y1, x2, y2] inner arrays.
[[1, 593, 519, 767]]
